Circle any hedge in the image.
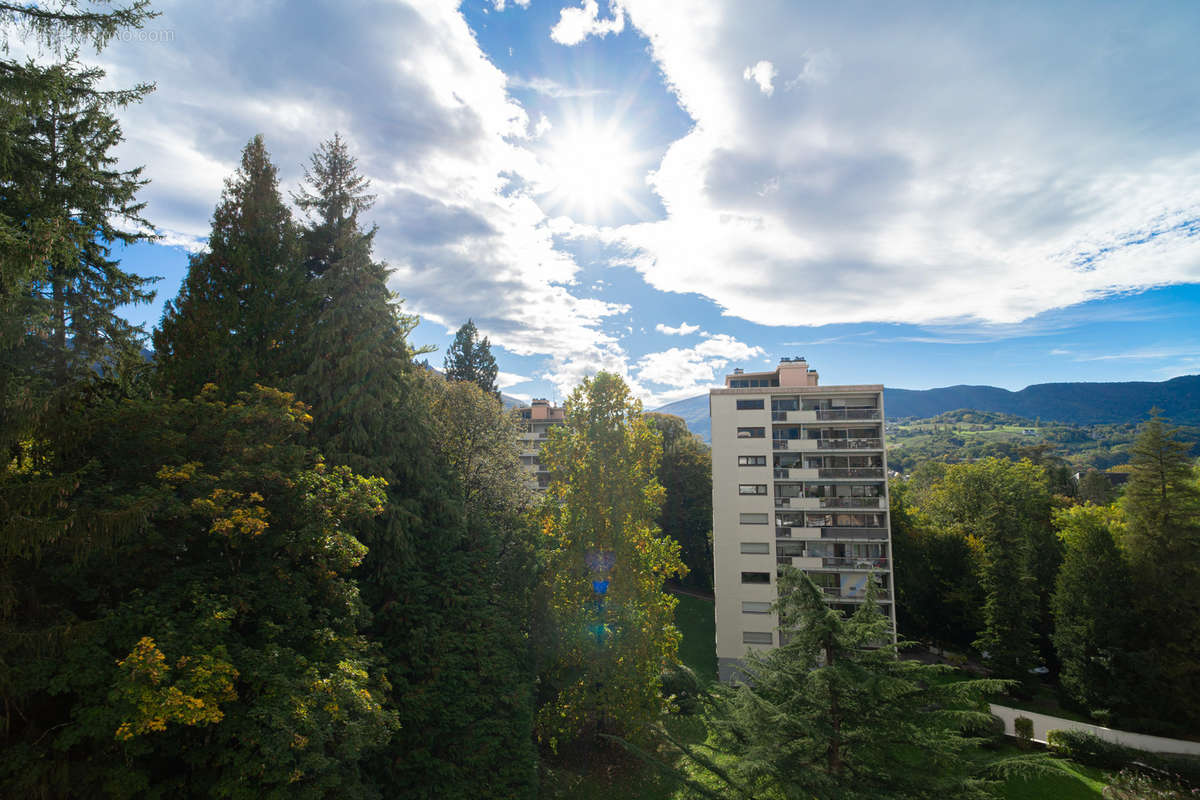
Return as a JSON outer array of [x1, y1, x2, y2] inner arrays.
[[1046, 729, 1200, 787]]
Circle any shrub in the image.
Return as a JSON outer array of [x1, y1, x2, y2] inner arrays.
[[961, 714, 1007, 748], [1014, 716, 1034, 748], [1047, 730, 1200, 788]]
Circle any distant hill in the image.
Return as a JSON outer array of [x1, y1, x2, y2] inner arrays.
[[651, 375, 1200, 442]]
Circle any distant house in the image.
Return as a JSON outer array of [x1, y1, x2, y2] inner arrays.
[[1022, 429, 1036, 435]]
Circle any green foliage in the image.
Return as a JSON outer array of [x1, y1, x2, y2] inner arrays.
[[1051, 505, 1136, 717], [155, 135, 307, 399], [1014, 716, 1034, 748], [443, 318, 499, 394], [667, 569, 1047, 800], [923, 458, 1058, 688], [888, 477, 983, 651], [536, 372, 685, 748], [1047, 730, 1200, 788], [1120, 413, 1200, 729], [644, 413, 713, 591], [1077, 469, 1117, 506], [0, 385, 396, 798]]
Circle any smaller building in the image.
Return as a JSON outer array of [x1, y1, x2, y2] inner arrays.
[[516, 398, 565, 489]]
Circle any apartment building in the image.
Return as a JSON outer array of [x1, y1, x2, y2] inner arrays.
[[710, 358, 896, 682], [516, 398, 565, 489]]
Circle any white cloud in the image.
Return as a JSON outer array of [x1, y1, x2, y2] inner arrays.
[[96, 0, 633, 398], [497, 370, 533, 388], [635, 334, 764, 402], [655, 321, 701, 335], [550, 0, 625, 46], [742, 60, 776, 96], [492, 0, 530, 10], [591, 1, 1200, 328], [534, 113, 552, 138]]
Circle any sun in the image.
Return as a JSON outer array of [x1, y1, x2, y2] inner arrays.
[[538, 115, 649, 223]]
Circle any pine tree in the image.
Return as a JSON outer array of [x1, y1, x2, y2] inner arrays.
[[1121, 413, 1200, 728], [536, 372, 686, 747], [155, 135, 306, 398], [665, 569, 1042, 800], [1051, 504, 1136, 717], [443, 318, 499, 394]]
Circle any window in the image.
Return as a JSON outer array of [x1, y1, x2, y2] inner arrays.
[[736, 427, 765, 438], [736, 398, 765, 410], [741, 571, 770, 584], [742, 601, 772, 614], [743, 631, 773, 644], [738, 455, 767, 466], [739, 484, 767, 495], [739, 512, 769, 525], [740, 542, 769, 554]]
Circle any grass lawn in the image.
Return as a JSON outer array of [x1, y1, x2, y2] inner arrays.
[[988, 745, 1111, 800], [673, 592, 717, 684]]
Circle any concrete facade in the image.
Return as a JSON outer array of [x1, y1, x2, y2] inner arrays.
[[709, 358, 896, 682], [516, 398, 565, 490]]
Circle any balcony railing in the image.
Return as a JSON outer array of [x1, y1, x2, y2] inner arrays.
[[818, 467, 884, 479], [822, 557, 889, 569], [770, 410, 787, 421], [774, 468, 790, 479], [774, 497, 790, 508], [814, 408, 880, 421], [816, 438, 883, 450], [821, 587, 892, 601], [820, 527, 890, 540], [772, 439, 789, 450], [819, 497, 882, 509], [775, 526, 793, 538]]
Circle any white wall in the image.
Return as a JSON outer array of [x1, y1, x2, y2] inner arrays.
[[991, 704, 1200, 756]]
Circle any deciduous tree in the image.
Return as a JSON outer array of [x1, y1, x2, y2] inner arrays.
[[536, 372, 685, 747], [645, 412, 713, 591]]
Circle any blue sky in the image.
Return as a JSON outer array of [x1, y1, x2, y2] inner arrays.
[[102, 1, 1200, 404]]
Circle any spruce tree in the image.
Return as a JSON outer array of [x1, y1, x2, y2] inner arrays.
[[1121, 413, 1200, 728], [443, 318, 499, 394], [293, 135, 537, 797], [155, 135, 306, 398]]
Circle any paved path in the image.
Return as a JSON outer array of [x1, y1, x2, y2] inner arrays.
[[991, 704, 1200, 756]]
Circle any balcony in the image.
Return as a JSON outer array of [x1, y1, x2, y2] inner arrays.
[[820, 527, 890, 540], [815, 438, 883, 450], [819, 497, 882, 509], [817, 467, 884, 479], [774, 468, 789, 479], [821, 556, 889, 570], [814, 408, 880, 421], [821, 586, 892, 601]]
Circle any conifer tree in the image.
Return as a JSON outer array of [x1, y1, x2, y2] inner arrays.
[[1051, 504, 1136, 716], [293, 135, 537, 797], [1121, 413, 1200, 728], [536, 372, 685, 747], [665, 569, 1040, 800], [444, 318, 499, 394], [155, 135, 306, 398]]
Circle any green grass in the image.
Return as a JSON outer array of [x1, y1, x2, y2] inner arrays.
[[673, 593, 717, 684], [995, 752, 1110, 800]]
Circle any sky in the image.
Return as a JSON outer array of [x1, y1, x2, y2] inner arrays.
[[80, 0, 1200, 406]]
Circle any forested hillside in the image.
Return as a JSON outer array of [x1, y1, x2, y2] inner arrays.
[[886, 409, 1200, 474], [654, 374, 1200, 442]]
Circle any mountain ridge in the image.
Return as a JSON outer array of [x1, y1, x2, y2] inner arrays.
[[651, 374, 1200, 442]]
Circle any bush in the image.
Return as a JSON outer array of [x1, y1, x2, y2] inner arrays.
[[1104, 769, 1193, 799], [1014, 716, 1034, 748], [1047, 730, 1200, 788], [961, 713, 1007, 748]]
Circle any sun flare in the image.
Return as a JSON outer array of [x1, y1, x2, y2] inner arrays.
[[539, 118, 647, 222]]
